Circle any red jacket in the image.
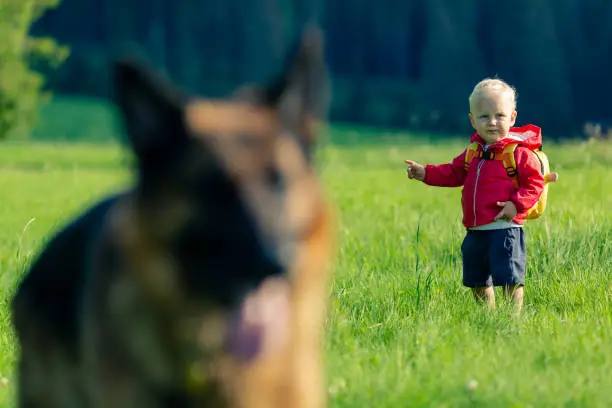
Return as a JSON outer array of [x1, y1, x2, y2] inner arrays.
[[423, 124, 546, 228]]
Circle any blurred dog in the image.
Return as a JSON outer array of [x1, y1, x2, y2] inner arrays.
[[11, 27, 335, 408]]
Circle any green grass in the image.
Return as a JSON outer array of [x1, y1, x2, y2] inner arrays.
[[322, 137, 612, 407], [0, 98, 611, 407]]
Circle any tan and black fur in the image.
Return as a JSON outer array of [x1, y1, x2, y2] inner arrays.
[[11, 27, 335, 408]]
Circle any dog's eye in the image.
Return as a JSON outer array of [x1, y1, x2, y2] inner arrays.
[[266, 167, 284, 190], [237, 133, 257, 150]]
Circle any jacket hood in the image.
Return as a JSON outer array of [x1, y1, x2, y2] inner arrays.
[[470, 124, 542, 150]]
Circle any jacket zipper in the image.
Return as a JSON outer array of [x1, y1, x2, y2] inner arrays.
[[472, 145, 486, 227]]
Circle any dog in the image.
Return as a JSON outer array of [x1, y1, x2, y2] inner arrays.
[[11, 27, 335, 408]]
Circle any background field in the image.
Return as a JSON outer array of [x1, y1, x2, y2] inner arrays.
[[0, 100, 611, 407]]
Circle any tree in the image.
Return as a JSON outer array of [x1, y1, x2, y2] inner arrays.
[[474, 0, 575, 137], [419, 0, 485, 133], [0, 0, 69, 140]]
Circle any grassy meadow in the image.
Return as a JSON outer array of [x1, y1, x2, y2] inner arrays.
[[0, 98, 611, 407]]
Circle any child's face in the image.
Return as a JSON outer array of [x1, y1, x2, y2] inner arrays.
[[468, 90, 517, 144]]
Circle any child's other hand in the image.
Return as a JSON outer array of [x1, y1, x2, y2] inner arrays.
[[404, 160, 425, 181], [495, 201, 517, 221]]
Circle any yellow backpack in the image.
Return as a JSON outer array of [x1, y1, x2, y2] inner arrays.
[[464, 142, 558, 220]]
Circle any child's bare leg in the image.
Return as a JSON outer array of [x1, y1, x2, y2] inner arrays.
[[472, 286, 495, 308], [504, 284, 524, 313]]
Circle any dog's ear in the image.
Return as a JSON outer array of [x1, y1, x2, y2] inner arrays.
[[113, 59, 187, 163], [262, 26, 329, 142]]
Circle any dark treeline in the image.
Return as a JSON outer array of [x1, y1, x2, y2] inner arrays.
[[31, 0, 612, 138]]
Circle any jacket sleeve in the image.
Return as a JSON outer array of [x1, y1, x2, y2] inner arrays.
[[510, 147, 546, 212], [423, 149, 468, 187]]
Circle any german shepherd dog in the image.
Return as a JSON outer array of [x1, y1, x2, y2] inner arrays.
[[11, 27, 335, 408]]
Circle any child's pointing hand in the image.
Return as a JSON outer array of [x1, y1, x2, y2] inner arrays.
[[404, 160, 425, 182]]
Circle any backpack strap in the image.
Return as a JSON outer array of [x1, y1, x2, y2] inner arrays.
[[465, 141, 521, 189], [501, 143, 519, 188], [464, 142, 481, 171]]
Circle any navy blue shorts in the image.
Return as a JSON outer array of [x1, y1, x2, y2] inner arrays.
[[461, 227, 526, 287]]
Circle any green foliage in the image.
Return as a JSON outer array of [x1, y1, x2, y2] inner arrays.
[[24, 0, 612, 136], [31, 96, 121, 142], [0, 0, 69, 141]]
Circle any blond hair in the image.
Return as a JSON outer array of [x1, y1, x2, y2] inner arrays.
[[469, 78, 517, 111]]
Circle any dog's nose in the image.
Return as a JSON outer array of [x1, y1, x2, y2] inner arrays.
[[262, 241, 294, 277], [261, 250, 285, 277]]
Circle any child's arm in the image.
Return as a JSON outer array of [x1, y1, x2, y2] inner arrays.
[[420, 150, 468, 187], [509, 147, 546, 212]]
